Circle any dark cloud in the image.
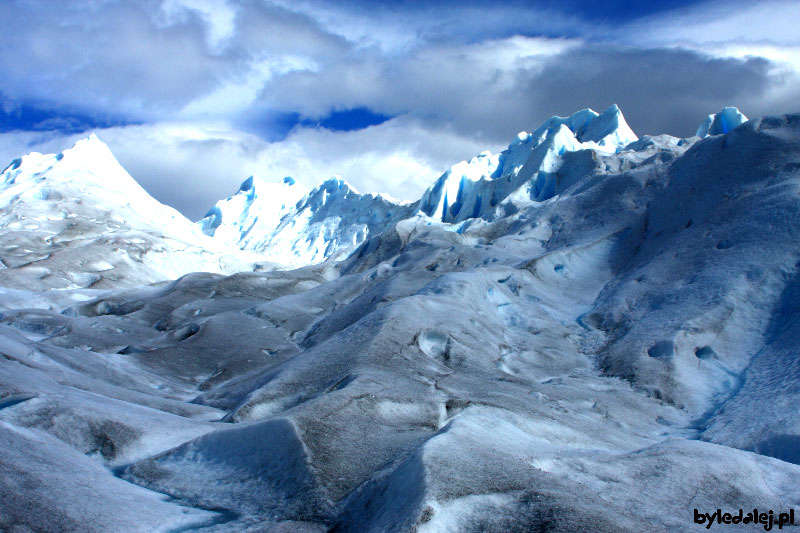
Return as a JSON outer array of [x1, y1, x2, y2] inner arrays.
[[233, 0, 350, 58], [520, 46, 782, 137], [261, 40, 793, 145]]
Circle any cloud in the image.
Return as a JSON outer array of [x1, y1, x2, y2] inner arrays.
[[0, 1, 223, 118], [518, 45, 796, 137], [614, 0, 800, 77], [257, 35, 795, 139], [256, 35, 581, 140], [161, 0, 238, 51], [620, 0, 800, 48], [267, 0, 594, 51], [2, 0, 796, 137], [0, 1, 345, 120]]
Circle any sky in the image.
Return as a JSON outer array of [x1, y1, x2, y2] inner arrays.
[[0, 0, 798, 219]]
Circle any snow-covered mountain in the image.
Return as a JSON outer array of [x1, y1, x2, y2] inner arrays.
[[198, 175, 308, 250], [199, 175, 416, 267], [2, 106, 800, 532], [0, 135, 267, 293], [418, 104, 639, 224], [197, 104, 639, 263]]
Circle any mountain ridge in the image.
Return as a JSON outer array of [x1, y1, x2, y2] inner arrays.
[[1, 104, 740, 272], [197, 103, 705, 265], [0, 105, 752, 285]]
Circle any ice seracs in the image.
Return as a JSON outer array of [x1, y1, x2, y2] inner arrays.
[[201, 175, 416, 267], [419, 104, 638, 223], [204, 105, 640, 257], [696, 106, 748, 137], [530, 103, 638, 152]]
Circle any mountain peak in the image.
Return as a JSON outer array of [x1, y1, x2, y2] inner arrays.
[[317, 175, 358, 195], [1, 133, 148, 204], [531, 108, 598, 143], [696, 107, 748, 137], [63, 133, 116, 163], [580, 103, 638, 149], [528, 104, 637, 153], [198, 174, 308, 240], [238, 175, 299, 194], [199, 171, 414, 266], [238, 176, 255, 192], [418, 104, 640, 223], [0, 134, 259, 289]]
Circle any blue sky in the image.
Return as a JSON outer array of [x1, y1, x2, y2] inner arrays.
[[1, 0, 798, 218]]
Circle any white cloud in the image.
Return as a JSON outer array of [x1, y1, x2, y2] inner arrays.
[[620, 0, 800, 53], [180, 54, 319, 117], [0, 0, 344, 120], [249, 117, 495, 198], [160, 0, 238, 51]]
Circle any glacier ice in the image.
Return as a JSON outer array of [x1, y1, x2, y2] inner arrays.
[[696, 106, 748, 137], [0, 135, 270, 291], [1, 107, 800, 532], [198, 175, 308, 245], [199, 104, 640, 262], [418, 104, 639, 224], [200, 174, 416, 267]]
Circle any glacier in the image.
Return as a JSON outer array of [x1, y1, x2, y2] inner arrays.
[[418, 104, 639, 224], [200, 175, 416, 267], [1, 105, 800, 532], [198, 104, 639, 264], [696, 106, 749, 137], [0, 134, 270, 293]]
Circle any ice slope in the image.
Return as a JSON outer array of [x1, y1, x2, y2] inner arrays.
[[2, 109, 800, 531], [418, 104, 639, 223], [201, 175, 416, 267], [0, 135, 267, 291], [198, 175, 308, 247], [590, 114, 800, 416], [0, 421, 217, 532]]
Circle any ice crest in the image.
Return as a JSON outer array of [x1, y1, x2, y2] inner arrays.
[[419, 104, 638, 223], [696, 107, 748, 137], [198, 173, 414, 266], [198, 174, 308, 244]]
